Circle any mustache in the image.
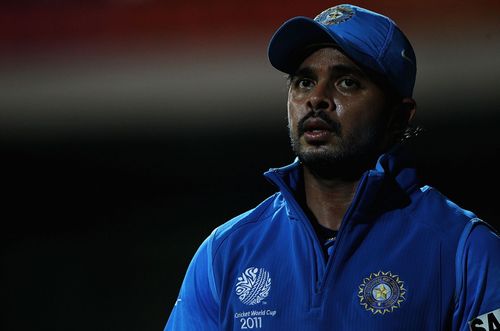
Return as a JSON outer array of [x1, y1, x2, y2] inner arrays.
[[297, 110, 341, 136]]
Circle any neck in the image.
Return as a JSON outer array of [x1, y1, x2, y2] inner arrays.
[[303, 166, 360, 231]]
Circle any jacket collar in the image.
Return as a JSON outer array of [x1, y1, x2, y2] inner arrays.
[[264, 145, 419, 217]]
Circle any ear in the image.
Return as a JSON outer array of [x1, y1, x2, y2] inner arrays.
[[386, 97, 417, 140], [400, 98, 417, 124], [391, 98, 416, 125]]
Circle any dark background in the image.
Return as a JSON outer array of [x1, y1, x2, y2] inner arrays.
[[2, 115, 499, 331], [1, 1, 499, 330]]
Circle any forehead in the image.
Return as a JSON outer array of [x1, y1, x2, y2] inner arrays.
[[296, 47, 363, 74]]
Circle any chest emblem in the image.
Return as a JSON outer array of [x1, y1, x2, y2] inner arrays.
[[358, 271, 406, 314], [235, 267, 271, 305]]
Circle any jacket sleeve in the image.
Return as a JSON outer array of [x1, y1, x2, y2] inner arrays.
[[164, 233, 219, 331], [453, 219, 500, 331]]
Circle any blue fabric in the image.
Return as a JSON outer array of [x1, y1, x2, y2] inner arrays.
[[268, 4, 417, 97], [164, 150, 500, 330]]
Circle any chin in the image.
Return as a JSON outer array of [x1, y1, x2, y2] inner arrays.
[[296, 143, 380, 180]]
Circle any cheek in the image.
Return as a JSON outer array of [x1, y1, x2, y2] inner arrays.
[[287, 100, 299, 128], [336, 108, 378, 138]]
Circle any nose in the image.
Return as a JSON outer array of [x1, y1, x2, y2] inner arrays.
[[307, 84, 335, 113]]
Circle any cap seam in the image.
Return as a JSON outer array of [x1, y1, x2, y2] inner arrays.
[[377, 20, 395, 72]]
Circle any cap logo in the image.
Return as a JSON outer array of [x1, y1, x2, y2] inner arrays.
[[401, 49, 415, 65], [314, 5, 355, 25]]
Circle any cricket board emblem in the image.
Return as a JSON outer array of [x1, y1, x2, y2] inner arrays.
[[358, 271, 406, 314], [235, 267, 271, 305], [314, 5, 355, 25]]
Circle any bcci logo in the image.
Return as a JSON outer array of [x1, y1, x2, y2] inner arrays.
[[358, 271, 406, 315], [314, 5, 355, 25], [235, 267, 271, 305]]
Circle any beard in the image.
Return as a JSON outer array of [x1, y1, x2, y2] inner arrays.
[[289, 114, 387, 180]]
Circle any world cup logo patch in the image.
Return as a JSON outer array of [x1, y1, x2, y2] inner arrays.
[[358, 271, 406, 314], [235, 267, 271, 305]]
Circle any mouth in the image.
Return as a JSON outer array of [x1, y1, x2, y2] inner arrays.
[[302, 118, 333, 133], [300, 118, 335, 144]]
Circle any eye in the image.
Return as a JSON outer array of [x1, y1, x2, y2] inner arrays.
[[338, 78, 359, 90], [295, 78, 315, 89]]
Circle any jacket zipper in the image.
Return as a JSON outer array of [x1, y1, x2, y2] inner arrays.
[[316, 172, 369, 293], [267, 169, 370, 294]]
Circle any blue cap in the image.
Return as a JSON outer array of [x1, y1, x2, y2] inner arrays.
[[268, 4, 416, 97]]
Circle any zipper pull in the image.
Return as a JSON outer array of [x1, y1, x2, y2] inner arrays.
[[324, 237, 336, 257]]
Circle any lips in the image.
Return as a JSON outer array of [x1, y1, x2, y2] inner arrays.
[[301, 117, 334, 144], [302, 117, 333, 133]]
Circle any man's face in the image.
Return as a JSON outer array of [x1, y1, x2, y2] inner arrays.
[[287, 47, 396, 177]]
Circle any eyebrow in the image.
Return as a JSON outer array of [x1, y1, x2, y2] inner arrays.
[[293, 64, 367, 79]]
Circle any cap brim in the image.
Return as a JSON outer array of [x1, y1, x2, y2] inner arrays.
[[268, 17, 346, 74]]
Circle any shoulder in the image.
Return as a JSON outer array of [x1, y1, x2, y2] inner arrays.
[[207, 192, 287, 255], [407, 185, 478, 233], [454, 219, 500, 326], [458, 218, 500, 262]]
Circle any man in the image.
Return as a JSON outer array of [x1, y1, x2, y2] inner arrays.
[[164, 4, 499, 331]]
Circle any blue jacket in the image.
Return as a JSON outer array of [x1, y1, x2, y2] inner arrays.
[[165, 149, 500, 331]]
